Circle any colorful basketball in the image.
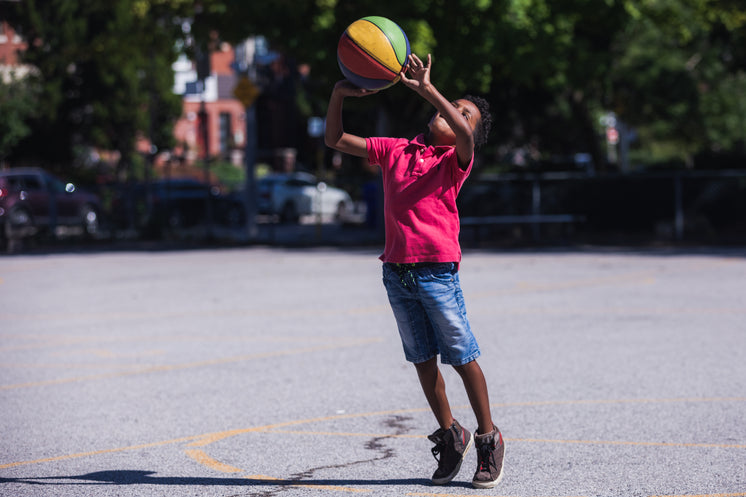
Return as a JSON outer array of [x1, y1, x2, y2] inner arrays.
[[337, 16, 411, 91]]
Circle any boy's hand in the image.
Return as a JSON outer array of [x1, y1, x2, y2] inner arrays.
[[400, 53, 431, 93], [333, 80, 378, 97]]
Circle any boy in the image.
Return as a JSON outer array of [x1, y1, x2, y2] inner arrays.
[[325, 53, 504, 489]]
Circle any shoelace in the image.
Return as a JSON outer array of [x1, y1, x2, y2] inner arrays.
[[431, 442, 446, 463], [476, 443, 495, 472]]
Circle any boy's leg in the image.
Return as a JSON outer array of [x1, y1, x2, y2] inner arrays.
[[454, 360, 505, 489], [414, 357, 453, 430], [417, 358, 474, 485], [453, 359, 493, 434]]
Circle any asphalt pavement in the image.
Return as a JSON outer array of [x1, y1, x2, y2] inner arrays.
[[1, 244, 745, 497]]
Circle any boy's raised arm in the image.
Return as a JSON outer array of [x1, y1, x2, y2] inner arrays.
[[324, 81, 376, 158], [400, 54, 476, 168]]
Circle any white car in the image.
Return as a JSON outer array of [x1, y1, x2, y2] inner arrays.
[[257, 172, 353, 223]]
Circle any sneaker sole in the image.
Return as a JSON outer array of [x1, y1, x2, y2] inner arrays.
[[431, 432, 474, 485], [471, 444, 505, 489]]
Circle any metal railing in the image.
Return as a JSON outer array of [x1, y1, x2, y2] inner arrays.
[[459, 169, 746, 241]]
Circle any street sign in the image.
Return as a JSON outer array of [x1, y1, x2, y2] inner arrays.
[[233, 76, 260, 108]]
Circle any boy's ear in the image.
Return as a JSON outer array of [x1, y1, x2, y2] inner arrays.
[[472, 120, 484, 148]]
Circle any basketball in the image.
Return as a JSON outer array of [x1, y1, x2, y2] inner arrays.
[[337, 16, 411, 91]]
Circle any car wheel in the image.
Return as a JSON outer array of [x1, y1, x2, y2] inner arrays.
[[280, 202, 299, 224], [225, 204, 245, 228], [0, 222, 8, 251], [168, 208, 184, 230], [6, 207, 34, 238], [80, 205, 99, 236], [335, 201, 348, 222]]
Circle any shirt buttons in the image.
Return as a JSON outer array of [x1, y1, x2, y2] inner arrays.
[[419, 158, 424, 163]]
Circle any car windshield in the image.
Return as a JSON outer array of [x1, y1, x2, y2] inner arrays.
[[286, 178, 315, 187], [47, 176, 67, 194]]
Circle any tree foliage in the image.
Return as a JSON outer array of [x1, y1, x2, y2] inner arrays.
[[0, 70, 40, 165], [609, 0, 746, 166], [4, 0, 745, 172], [3, 0, 187, 174], [194, 0, 746, 169]]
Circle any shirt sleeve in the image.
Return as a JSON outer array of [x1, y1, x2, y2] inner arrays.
[[366, 137, 386, 167], [448, 148, 473, 188]]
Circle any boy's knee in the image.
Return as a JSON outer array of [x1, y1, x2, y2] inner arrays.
[[415, 356, 439, 371], [452, 359, 478, 375]]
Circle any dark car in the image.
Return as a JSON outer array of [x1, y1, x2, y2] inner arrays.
[[0, 168, 101, 243], [109, 178, 245, 237]]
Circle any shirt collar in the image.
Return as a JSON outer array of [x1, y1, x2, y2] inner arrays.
[[411, 133, 454, 152]]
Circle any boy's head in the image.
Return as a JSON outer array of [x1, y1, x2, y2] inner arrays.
[[426, 95, 492, 150], [463, 95, 492, 149]]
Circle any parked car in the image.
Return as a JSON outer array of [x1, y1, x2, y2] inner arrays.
[[109, 178, 245, 237], [0, 168, 101, 243], [257, 172, 353, 223]]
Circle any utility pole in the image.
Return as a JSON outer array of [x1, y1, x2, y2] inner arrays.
[[196, 46, 213, 240], [233, 39, 261, 240]]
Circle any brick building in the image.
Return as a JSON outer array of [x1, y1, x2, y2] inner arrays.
[[1, 20, 303, 177], [171, 42, 247, 167], [0, 20, 28, 80], [1, 18, 248, 171]]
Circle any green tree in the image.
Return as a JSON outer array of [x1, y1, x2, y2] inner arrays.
[[193, 0, 746, 170], [608, 0, 746, 167], [10, 0, 739, 174], [192, 0, 630, 166], [4, 0, 188, 178], [0, 70, 40, 167]]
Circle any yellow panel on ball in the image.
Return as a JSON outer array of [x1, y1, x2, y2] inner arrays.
[[346, 19, 401, 74]]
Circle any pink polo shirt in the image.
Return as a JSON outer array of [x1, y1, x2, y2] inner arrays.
[[367, 134, 473, 264]]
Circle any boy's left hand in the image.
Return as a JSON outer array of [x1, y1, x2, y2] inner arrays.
[[400, 53, 431, 93], [333, 79, 378, 97]]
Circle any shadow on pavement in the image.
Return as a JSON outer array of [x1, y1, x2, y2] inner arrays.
[[1, 470, 443, 489]]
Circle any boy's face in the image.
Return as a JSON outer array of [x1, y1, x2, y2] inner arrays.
[[427, 99, 482, 146]]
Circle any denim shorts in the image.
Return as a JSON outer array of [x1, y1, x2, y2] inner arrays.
[[382, 262, 480, 366]]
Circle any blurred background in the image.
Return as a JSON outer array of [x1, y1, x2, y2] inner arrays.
[[1, 0, 745, 251]]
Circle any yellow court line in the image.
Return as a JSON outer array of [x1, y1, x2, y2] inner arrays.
[[491, 397, 746, 408], [183, 449, 242, 473], [260, 429, 425, 439], [244, 474, 372, 493], [0, 338, 381, 391], [0, 303, 388, 323], [407, 491, 746, 497], [652, 494, 746, 497], [3, 397, 744, 470], [258, 429, 746, 450], [0, 434, 202, 469], [0, 333, 353, 353], [511, 437, 746, 450], [469, 270, 657, 300], [478, 305, 746, 316], [408, 494, 588, 497], [186, 407, 431, 448], [470, 256, 744, 302]]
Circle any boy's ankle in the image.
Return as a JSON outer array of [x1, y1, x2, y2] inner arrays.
[[476, 424, 495, 436]]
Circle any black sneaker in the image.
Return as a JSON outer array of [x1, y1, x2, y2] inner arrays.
[[427, 420, 474, 485], [472, 425, 505, 488]]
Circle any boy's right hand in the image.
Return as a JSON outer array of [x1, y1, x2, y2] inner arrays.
[[333, 80, 378, 97]]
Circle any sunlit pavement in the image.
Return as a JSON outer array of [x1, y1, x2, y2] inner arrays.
[[1, 246, 745, 496]]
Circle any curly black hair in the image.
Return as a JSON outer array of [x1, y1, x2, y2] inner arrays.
[[463, 95, 492, 149]]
